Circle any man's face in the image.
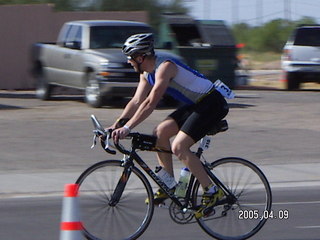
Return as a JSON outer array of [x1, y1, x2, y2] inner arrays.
[[127, 55, 144, 72]]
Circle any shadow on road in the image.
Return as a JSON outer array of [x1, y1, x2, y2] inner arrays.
[[0, 104, 26, 110]]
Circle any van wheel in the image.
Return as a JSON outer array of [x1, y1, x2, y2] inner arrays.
[[35, 69, 53, 100], [286, 72, 300, 90], [85, 73, 103, 108]]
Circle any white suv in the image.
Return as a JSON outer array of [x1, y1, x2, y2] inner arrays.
[[281, 26, 320, 90]]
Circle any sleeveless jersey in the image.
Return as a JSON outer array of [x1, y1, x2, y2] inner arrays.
[[143, 55, 214, 105]]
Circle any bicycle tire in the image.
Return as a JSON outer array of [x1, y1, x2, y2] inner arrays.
[[76, 160, 154, 240], [192, 157, 272, 240]]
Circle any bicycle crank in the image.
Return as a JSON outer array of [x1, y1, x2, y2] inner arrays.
[[169, 199, 194, 224]]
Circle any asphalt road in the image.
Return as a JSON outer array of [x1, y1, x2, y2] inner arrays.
[[0, 187, 319, 240], [0, 88, 319, 239]]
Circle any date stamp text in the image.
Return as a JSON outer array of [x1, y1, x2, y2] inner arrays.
[[238, 209, 289, 220]]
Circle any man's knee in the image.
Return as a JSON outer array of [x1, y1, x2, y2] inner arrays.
[[172, 141, 188, 160], [153, 120, 177, 140]]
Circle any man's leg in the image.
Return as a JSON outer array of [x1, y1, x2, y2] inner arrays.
[[146, 118, 179, 205], [172, 131, 225, 218], [171, 131, 211, 188], [153, 118, 179, 176]]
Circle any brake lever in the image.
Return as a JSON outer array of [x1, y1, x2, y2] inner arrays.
[[91, 129, 105, 149], [91, 134, 97, 149], [104, 130, 112, 150], [104, 130, 117, 155], [91, 129, 116, 155]]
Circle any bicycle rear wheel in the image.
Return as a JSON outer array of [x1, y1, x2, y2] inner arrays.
[[76, 160, 154, 240], [192, 157, 272, 240]]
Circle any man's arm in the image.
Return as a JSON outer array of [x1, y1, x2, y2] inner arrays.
[[112, 61, 177, 142], [110, 74, 151, 129], [125, 61, 177, 130]]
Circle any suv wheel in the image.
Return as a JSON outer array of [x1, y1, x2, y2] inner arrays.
[[286, 72, 300, 90], [85, 73, 103, 108]]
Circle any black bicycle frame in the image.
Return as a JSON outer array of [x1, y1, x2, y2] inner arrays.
[[114, 146, 236, 210], [109, 163, 133, 206], [128, 150, 186, 208]]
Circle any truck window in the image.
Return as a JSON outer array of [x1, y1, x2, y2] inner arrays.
[[90, 26, 152, 49], [57, 24, 72, 46], [294, 28, 320, 47], [64, 25, 82, 49]]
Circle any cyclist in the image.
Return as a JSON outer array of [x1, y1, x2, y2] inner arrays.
[[109, 33, 230, 218]]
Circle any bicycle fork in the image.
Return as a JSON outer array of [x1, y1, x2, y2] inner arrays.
[[109, 163, 132, 206]]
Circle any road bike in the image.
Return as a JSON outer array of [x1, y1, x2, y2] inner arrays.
[[76, 115, 272, 240]]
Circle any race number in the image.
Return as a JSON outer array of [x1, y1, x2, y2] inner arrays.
[[213, 80, 235, 99]]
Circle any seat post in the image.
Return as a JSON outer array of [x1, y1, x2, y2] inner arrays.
[[196, 135, 212, 157]]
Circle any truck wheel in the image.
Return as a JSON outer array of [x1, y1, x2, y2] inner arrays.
[[286, 72, 300, 90], [85, 74, 103, 108], [35, 69, 53, 100]]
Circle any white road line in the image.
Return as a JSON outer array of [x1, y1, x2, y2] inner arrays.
[[296, 226, 320, 229], [272, 200, 320, 205], [244, 200, 320, 207]]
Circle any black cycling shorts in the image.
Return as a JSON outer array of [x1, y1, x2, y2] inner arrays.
[[169, 89, 229, 142]]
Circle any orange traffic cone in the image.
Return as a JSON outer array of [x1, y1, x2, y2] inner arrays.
[[60, 184, 83, 240]]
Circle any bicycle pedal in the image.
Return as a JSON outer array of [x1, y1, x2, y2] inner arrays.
[[203, 207, 215, 218]]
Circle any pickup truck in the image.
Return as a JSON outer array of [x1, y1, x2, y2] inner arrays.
[[31, 20, 180, 107]]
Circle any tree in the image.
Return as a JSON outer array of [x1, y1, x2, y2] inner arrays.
[[232, 17, 317, 53]]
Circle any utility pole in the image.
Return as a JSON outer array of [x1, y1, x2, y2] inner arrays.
[[203, 0, 211, 19], [284, 0, 291, 21], [232, 0, 239, 24], [257, 0, 263, 25]]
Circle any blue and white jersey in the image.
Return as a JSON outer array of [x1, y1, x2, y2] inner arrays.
[[144, 55, 214, 105]]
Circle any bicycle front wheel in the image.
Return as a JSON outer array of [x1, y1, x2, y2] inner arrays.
[[76, 160, 154, 240], [192, 157, 272, 240]]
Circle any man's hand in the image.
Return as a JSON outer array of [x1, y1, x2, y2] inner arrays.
[[112, 126, 130, 143]]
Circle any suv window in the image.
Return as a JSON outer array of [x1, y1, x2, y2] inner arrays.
[[293, 28, 320, 47]]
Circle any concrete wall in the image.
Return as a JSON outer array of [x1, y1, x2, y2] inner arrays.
[[0, 4, 148, 89]]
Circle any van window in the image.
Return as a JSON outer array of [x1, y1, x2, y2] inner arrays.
[[294, 28, 320, 46]]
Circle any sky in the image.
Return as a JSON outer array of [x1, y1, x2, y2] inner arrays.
[[181, 0, 320, 26]]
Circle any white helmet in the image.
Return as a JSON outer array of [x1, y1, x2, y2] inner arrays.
[[122, 33, 154, 56]]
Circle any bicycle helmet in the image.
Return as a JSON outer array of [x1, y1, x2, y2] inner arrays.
[[122, 33, 154, 56]]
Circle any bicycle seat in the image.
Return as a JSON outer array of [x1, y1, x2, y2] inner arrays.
[[207, 120, 228, 135]]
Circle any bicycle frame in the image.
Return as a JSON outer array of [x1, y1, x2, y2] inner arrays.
[[121, 150, 187, 208], [114, 137, 235, 211], [90, 114, 234, 210]]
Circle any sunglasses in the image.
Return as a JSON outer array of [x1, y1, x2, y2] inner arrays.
[[127, 54, 147, 61], [127, 55, 138, 60]]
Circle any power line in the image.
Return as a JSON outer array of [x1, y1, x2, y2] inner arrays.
[[295, 0, 320, 8], [242, 10, 283, 23], [257, 0, 263, 25]]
